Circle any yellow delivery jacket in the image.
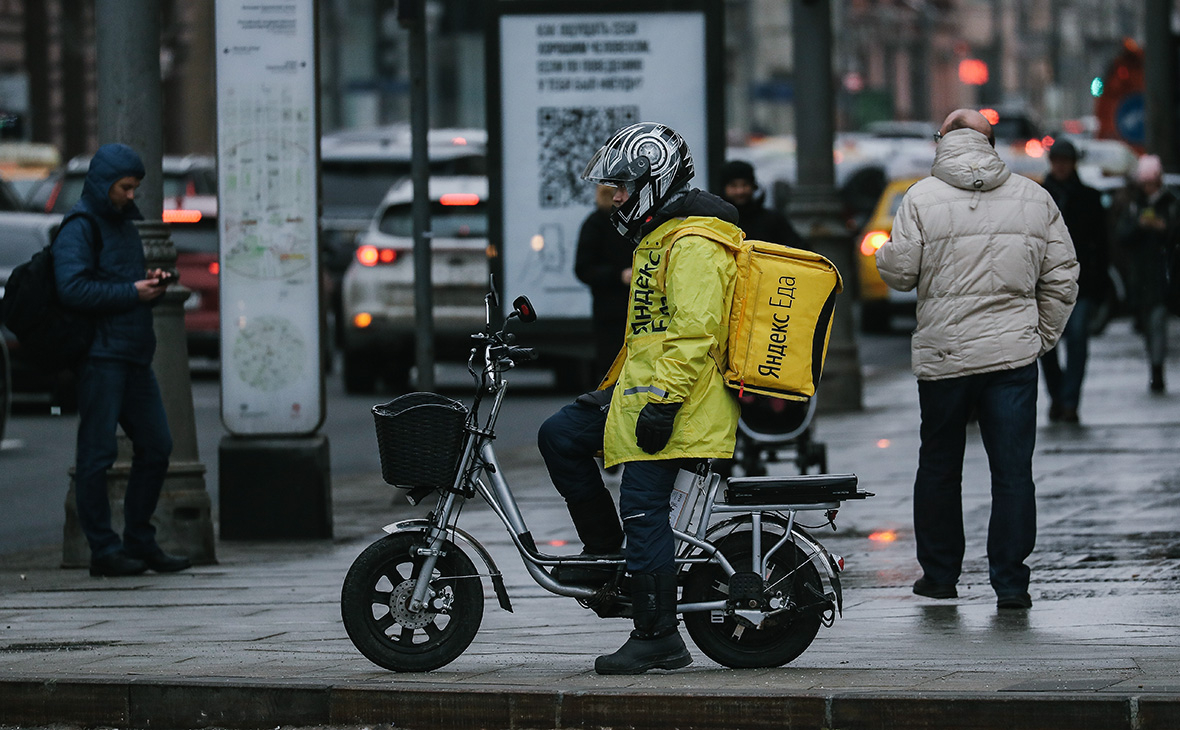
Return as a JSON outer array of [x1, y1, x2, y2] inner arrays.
[[600, 216, 742, 468]]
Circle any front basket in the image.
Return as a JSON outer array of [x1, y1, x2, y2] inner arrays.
[[372, 392, 469, 489]]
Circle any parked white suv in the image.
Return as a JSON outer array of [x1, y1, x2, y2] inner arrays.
[[340, 176, 490, 393]]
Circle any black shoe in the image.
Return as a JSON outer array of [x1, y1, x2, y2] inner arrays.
[[130, 551, 192, 573], [1048, 403, 1063, 422], [89, 551, 148, 577], [913, 576, 957, 599], [1060, 407, 1079, 424], [997, 592, 1032, 609], [1150, 365, 1166, 394]]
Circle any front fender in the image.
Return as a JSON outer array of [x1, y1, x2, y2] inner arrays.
[[381, 519, 512, 612]]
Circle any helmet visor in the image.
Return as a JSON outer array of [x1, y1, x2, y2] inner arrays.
[[580, 144, 650, 186]]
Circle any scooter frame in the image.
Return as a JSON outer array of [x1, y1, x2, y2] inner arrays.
[[379, 298, 858, 630]]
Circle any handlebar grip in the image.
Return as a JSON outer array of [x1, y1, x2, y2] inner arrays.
[[508, 346, 538, 362]]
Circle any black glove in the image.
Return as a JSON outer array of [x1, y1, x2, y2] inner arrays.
[[635, 402, 683, 454]]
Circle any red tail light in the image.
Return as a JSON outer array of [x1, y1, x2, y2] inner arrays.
[[860, 230, 889, 257], [164, 209, 203, 223], [440, 193, 480, 206], [356, 244, 400, 266], [209, 261, 219, 276]]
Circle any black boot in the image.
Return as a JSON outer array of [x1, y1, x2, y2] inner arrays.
[[595, 573, 692, 675], [554, 491, 624, 586]]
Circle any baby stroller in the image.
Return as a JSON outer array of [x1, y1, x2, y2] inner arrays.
[[716, 393, 827, 478]]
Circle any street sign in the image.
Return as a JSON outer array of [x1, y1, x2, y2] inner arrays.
[[1115, 92, 1146, 146], [214, 1, 324, 436]]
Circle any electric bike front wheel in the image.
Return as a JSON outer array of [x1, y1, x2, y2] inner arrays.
[[682, 530, 823, 668], [341, 531, 484, 672]]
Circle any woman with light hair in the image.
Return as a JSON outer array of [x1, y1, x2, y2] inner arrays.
[[1119, 154, 1175, 393]]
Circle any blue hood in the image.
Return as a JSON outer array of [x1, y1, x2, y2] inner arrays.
[[81, 143, 146, 218]]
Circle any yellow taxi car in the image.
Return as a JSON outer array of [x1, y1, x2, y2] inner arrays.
[[856, 177, 920, 332]]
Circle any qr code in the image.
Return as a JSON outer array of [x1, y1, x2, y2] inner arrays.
[[537, 106, 639, 208]]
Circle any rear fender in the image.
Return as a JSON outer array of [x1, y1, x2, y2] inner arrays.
[[701, 515, 843, 615]]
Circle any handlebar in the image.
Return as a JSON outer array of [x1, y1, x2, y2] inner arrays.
[[468, 295, 539, 389]]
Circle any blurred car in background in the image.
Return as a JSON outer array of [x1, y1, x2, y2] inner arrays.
[[0, 140, 60, 208], [25, 154, 216, 214], [320, 126, 486, 348], [855, 177, 920, 333], [340, 175, 489, 393], [0, 211, 73, 409], [164, 195, 220, 360], [0, 177, 23, 211]]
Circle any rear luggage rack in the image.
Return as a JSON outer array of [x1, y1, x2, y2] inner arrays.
[[724, 473, 872, 506]]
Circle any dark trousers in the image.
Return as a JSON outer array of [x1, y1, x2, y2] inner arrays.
[[1040, 297, 1091, 411], [914, 363, 1037, 598], [537, 401, 682, 575], [74, 358, 173, 559]]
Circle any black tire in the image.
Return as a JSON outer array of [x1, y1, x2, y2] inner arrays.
[[682, 530, 823, 668], [342, 348, 377, 394], [553, 356, 596, 393], [860, 301, 891, 333], [383, 361, 412, 393], [0, 340, 10, 443], [341, 532, 484, 672]]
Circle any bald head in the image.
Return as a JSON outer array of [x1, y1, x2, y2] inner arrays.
[[939, 109, 995, 147]]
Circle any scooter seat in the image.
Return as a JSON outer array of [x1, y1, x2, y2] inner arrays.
[[724, 473, 862, 505]]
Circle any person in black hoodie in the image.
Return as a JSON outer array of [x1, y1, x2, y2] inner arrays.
[[1039, 139, 1109, 422], [717, 159, 802, 248], [53, 144, 191, 577]]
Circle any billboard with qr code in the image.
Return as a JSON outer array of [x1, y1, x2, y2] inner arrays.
[[488, 1, 724, 356]]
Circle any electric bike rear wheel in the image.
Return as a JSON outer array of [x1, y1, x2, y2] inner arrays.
[[682, 530, 823, 668], [341, 532, 484, 672]]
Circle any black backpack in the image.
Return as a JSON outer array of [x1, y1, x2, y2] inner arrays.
[[0, 212, 102, 371]]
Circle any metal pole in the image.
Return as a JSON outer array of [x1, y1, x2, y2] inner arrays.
[[66, 0, 215, 566], [1145, 0, 1176, 169], [912, 2, 932, 122], [405, 0, 434, 391], [791, 0, 863, 412]]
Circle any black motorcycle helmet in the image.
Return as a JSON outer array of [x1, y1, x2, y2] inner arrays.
[[580, 122, 695, 239]]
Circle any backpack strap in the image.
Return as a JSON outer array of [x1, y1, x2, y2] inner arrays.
[[55, 211, 103, 259], [659, 222, 745, 379]]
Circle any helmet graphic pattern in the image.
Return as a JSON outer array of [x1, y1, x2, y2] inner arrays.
[[581, 122, 695, 238]]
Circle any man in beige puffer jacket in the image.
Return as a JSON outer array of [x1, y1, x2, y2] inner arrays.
[[876, 109, 1078, 611]]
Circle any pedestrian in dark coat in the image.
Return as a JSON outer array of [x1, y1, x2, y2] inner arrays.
[[575, 184, 636, 377], [1039, 139, 1109, 422], [1117, 154, 1177, 393], [54, 143, 191, 577]]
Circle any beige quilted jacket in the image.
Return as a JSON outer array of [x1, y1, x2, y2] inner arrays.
[[876, 128, 1079, 381]]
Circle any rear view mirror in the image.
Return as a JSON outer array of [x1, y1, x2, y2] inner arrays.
[[512, 296, 537, 323]]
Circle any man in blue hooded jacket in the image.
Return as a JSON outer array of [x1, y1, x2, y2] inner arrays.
[[54, 143, 190, 577]]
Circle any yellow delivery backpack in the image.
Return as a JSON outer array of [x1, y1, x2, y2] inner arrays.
[[665, 226, 843, 402]]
